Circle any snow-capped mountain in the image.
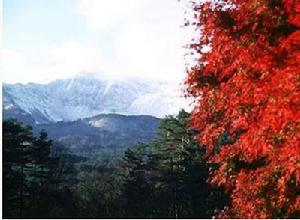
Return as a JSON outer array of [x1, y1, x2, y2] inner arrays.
[[3, 74, 192, 124]]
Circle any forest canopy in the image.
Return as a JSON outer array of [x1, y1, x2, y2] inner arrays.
[[2, 111, 229, 218]]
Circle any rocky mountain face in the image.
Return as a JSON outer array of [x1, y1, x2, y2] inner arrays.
[[3, 89, 37, 125], [3, 75, 190, 124], [4, 75, 192, 154]]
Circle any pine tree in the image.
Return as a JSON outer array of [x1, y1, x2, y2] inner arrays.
[[3, 119, 83, 218], [121, 146, 155, 218], [153, 110, 229, 218], [28, 130, 53, 218], [32, 130, 52, 186], [121, 110, 229, 218], [3, 119, 34, 218]]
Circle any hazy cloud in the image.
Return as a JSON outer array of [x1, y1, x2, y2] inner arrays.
[[3, 0, 190, 83]]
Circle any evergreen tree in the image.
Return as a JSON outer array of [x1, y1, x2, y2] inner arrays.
[[121, 110, 229, 218], [3, 119, 34, 218], [27, 130, 53, 218], [3, 113, 229, 219], [32, 130, 52, 185], [3, 119, 74, 218], [121, 146, 155, 218]]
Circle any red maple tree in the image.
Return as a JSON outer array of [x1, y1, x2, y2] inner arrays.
[[185, 0, 300, 218]]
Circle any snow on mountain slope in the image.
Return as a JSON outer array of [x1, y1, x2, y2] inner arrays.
[[128, 82, 191, 117], [3, 74, 192, 123]]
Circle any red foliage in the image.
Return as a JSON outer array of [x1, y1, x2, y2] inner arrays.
[[185, 0, 300, 218]]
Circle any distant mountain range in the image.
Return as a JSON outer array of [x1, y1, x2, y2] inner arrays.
[[3, 75, 191, 124], [4, 111, 159, 156], [3, 102, 160, 155], [3, 75, 191, 155]]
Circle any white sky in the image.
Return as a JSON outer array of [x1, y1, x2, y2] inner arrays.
[[2, 0, 192, 84]]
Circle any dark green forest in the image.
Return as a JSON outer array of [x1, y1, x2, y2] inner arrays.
[[3, 110, 229, 218]]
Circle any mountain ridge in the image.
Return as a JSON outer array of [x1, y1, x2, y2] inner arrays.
[[33, 113, 160, 154], [3, 75, 191, 123], [3, 110, 160, 155]]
